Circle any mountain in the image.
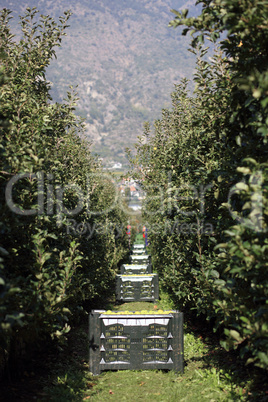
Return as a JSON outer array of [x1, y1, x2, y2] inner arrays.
[[2, 0, 199, 165]]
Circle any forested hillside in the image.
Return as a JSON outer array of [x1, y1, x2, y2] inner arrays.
[[129, 0, 268, 369], [1, 0, 199, 164]]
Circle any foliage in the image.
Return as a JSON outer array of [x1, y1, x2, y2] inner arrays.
[[0, 7, 128, 378], [128, 0, 268, 369]]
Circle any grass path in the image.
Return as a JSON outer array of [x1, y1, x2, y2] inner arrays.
[[39, 299, 266, 402]]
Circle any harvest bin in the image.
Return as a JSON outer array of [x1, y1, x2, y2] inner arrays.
[[130, 254, 151, 264], [120, 264, 152, 275], [132, 244, 146, 250], [116, 274, 159, 302], [89, 310, 184, 375], [134, 239, 145, 245], [131, 248, 147, 255]]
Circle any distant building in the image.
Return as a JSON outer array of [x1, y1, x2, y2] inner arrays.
[[129, 185, 136, 195], [112, 162, 122, 169]]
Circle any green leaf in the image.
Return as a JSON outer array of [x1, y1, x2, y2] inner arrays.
[[229, 330, 243, 342], [235, 182, 249, 191]]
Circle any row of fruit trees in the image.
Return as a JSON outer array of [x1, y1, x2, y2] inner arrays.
[[0, 0, 267, 378], [0, 8, 129, 378], [127, 1, 268, 369]]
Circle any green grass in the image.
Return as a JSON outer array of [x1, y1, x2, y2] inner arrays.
[[113, 301, 158, 312], [41, 300, 267, 401], [84, 369, 237, 401], [2, 300, 266, 401]]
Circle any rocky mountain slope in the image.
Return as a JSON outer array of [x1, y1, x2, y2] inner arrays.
[[3, 0, 199, 164]]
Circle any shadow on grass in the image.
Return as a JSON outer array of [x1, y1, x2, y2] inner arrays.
[[183, 317, 268, 402], [0, 319, 92, 401]]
